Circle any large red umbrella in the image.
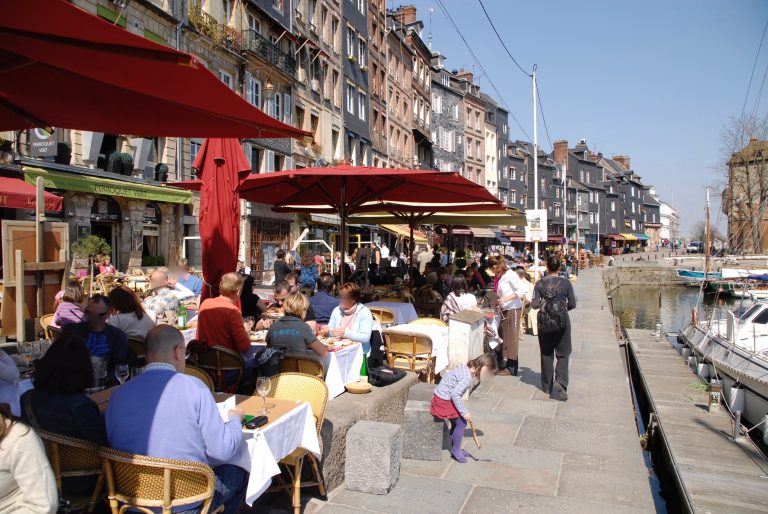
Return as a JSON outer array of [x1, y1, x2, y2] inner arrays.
[[193, 139, 251, 302], [0, 0, 310, 139], [0, 176, 62, 211], [235, 166, 504, 283], [175, 166, 503, 283]]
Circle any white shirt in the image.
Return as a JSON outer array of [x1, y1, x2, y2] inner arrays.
[[497, 269, 526, 310], [380, 245, 390, 259], [0, 351, 20, 416], [417, 251, 432, 273], [0, 421, 58, 514], [108, 311, 157, 339]]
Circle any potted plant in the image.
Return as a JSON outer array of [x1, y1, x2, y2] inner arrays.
[[311, 142, 322, 154], [71, 235, 111, 296]]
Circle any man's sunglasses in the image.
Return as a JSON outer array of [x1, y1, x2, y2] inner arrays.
[[84, 309, 108, 317]]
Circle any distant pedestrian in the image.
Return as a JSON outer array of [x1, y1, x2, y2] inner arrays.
[[430, 353, 497, 463], [531, 256, 576, 401]]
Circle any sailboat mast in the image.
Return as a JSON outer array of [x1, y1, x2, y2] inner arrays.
[[705, 187, 711, 278]]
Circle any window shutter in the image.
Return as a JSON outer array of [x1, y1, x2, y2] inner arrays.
[[264, 150, 274, 172], [245, 72, 254, 105], [285, 156, 294, 170], [284, 93, 292, 124]]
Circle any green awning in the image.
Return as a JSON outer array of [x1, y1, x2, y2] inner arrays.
[[24, 166, 192, 205]]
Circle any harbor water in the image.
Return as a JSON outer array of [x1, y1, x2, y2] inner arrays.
[[610, 285, 741, 333]]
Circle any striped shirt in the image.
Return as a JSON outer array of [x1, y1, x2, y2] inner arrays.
[[434, 364, 474, 416]]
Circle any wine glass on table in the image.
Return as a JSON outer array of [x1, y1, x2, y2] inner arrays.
[[256, 377, 271, 415], [115, 364, 130, 385]]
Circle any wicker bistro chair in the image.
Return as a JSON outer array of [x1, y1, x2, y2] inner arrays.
[[48, 325, 62, 341], [195, 345, 245, 393], [368, 307, 396, 328], [278, 355, 324, 378], [127, 338, 147, 363], [267, 373, 329, 514], [99, 447, 223, 514], [382, 329, 436, 383], [183, 365, 215, 393], [39, 313, 55, 341], [408, 318, 448, 327], [36, 429, 105, 513]]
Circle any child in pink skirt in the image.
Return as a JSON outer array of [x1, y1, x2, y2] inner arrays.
[[430, 353, 497, 462]]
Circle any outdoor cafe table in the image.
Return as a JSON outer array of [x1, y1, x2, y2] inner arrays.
[[213, 393, 320, 504], [182, 334, 363, 399], [364, 301, 418, 324], [385, 323, 450, 374]]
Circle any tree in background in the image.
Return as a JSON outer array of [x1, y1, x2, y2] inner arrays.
[[71, 235, 111, 296]]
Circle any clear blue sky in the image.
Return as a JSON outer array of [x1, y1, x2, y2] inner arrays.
[[401, 0, 768, 236]]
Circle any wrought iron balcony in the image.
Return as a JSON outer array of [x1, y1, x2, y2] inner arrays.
[[243, 29, 296, 77], [187, 2, 242, 52]]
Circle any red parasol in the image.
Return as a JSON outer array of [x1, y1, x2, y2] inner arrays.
[[175, 166, 503, 283], [0, 0, 311, 139], [193, 139, 251, 302], [0, 176, 62, 211]]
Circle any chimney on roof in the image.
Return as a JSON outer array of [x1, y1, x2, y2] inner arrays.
[[391, 5, 417, 25], [553, 139, 568, 164], [613, 155, 631, 171], [456, 68, 474, 84]]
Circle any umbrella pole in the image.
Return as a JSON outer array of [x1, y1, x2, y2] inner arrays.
[[339, 178, 347, 285], [409, 219, 415, 291]]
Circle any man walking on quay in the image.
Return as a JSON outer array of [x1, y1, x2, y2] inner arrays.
[[531, 256, 576, 400]]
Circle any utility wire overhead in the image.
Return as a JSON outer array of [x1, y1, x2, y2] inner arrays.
[[435, 0, 531, 140], [477, 0, 531, 78], [535, 80, 554, 150], [740, 17, 768, 130]]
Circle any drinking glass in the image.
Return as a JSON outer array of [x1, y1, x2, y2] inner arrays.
[[130, 367, 144, 379], [164, 310, 177, 326], [256, 377, 271, 415], [115, 364, 130, 385]]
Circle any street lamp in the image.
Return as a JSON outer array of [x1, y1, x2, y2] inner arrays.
[[263, 77, 275, 101]]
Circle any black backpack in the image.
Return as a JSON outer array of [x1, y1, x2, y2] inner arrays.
[[537, 281, 568, 334]]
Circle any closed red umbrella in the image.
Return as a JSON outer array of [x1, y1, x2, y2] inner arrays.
[[0, 176, 62, 211], [0, 0, 310, 139], [193, 139, 250, 302]]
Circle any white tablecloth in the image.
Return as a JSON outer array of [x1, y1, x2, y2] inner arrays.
[[213, 400, 320, 505], [181, 328, 196, 345], [386, 324, 450, 373], [318, 343, 364, 398], [365, 301, 418, 324]]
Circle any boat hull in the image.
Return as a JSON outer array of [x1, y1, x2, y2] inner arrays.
[[680, 324, 768, 433]]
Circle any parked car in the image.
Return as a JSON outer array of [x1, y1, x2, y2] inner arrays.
[[686, 241, 704, 254]]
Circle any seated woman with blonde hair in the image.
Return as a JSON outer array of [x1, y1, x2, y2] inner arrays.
[[266, 293, 328, 357]]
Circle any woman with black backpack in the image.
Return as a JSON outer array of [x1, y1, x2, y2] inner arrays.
[[531, 256, 577, 401]]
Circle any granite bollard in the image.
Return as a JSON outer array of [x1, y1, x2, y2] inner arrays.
[[345, 421, 402, 494], [402, 399, 445, 461]]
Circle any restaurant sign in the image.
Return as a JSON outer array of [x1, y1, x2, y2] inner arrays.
[[23, 167, 192, 205], [29, 128, 57, 157], [525, 209, 547, 243]]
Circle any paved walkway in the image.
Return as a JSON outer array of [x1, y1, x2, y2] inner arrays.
[[305, 269, 656, 514]]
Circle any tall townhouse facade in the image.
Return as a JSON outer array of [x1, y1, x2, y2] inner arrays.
[[481, 94, 499, 197], [389, 6, 433, 169], [504, 142, 529, 212], [342, 0, 370, 165], [367, 0, 388, 167], [385, 20, 415, 168], [293, 0, 345, 168], [456, 71, 485, 185], [430, 53, 464, 173]]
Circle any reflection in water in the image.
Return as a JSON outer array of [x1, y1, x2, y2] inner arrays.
[[611, 286, 744, 332]]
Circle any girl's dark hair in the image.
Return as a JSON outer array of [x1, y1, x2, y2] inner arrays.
[[33, 333, 94, 395], [108, 286, 145, 320], [468, 352, 498, 375], [451, 276, 469, 294], [276, 249, 286, 259], [546, 256, 561, 274]]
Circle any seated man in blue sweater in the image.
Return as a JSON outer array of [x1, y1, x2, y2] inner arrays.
[[309, 273, 339, 327], [106, 325, 247, 514]]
